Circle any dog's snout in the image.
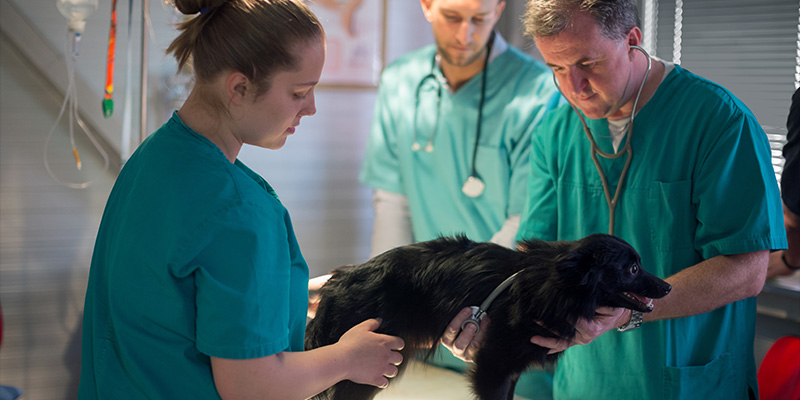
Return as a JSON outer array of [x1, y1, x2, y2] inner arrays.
[[661, 282, 672, 296], [642, 278, 671, 299]]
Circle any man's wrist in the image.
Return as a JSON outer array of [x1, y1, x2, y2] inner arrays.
[[782, 251, 800, 271], [617, 309, 643, 332]]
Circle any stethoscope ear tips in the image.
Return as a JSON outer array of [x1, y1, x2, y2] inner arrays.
[[412, 142, 435, 152]]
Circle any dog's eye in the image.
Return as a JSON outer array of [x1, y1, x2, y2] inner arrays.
[[629, 264, 640, 274]]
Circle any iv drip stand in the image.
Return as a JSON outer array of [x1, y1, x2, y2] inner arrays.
[[139, 0, 148, 143]]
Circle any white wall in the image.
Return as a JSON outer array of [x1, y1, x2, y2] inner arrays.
[[0, 0, 183, 164], [0, 0, 440, 165], [384, 0, 432, 63]]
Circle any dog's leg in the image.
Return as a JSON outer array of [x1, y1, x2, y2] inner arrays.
[[330, 380, 381, 400], [470, 361, 514, 400], [471, 347, 527, 400], [471, 375, 514, 400], [505, 377, 519, 400]]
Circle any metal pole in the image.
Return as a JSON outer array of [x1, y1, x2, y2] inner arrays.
[[140, 0, 148, 142]]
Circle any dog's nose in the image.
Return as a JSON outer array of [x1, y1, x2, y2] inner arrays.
[[662, 283, 672, 296]]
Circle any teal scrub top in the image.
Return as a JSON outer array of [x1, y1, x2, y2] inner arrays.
[[79, 113, 309, 399], [518, 65, 787, 399], [360, 43, 562, 243]]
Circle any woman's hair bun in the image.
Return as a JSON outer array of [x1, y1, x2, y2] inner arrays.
[[173, 0, 227, 15]]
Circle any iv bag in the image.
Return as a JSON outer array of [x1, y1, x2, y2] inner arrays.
[[56, 0, 98, 33]]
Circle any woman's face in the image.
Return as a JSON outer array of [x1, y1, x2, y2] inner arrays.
[[237, 37, 325, 150]]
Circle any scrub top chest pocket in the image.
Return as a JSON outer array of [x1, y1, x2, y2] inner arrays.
[[646, 180, 695, 252]]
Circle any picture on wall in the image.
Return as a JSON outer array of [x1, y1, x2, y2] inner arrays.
[[305, 0, 385, 88]]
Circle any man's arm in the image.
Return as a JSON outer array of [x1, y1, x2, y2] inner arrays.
[[369, 189, 413, 258], [642, 250, 767, 322], [489, 215, 520, 248], [529, 250, 768, 352]]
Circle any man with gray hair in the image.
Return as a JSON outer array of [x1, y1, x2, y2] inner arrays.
[[510, 0, 785, 398]]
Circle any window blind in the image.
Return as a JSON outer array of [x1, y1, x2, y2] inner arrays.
[[642, 0, 799, 184]]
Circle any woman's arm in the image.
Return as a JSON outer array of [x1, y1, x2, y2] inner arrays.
[[211, 319, 404, 400]]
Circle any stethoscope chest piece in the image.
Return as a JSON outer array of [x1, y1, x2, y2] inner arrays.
[[462, 176, 485, 197], [415, 31, 497, 200]]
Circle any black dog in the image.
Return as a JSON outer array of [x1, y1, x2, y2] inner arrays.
[[306, 234, 671, 400]]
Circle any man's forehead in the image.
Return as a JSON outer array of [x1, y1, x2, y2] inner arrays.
[[536, 36, 596, 65], [534, 16, 617, 64], [433, 0, 502, 12]]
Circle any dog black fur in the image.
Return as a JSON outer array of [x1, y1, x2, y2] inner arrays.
[[305, 234, 671, 400]]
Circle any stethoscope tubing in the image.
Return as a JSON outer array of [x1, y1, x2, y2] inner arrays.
[[412, 72, 441, 152], [553, 45, 652, 235], [411, 32, 497, 197], [469, 32, 494, 180]]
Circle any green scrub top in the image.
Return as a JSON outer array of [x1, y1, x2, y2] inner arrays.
[[361, 40, 562, 399], [518, 65, 787, 399], [360, 42, 562, 243], [79, 113, 309, 399]]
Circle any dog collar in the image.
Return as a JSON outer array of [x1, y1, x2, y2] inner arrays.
[[460, 270, 522, 334]]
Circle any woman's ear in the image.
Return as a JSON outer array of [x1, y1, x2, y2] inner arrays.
[[226, 71, 250, 105]]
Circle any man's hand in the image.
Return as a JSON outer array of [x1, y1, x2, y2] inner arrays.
[[308, 274, 332, 319], [530, 307, 629, 354], [440, 307, 490, 362]]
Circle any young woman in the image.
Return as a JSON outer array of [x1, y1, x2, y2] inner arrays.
[[78, 1, 403, 398]]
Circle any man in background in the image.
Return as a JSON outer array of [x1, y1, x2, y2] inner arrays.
[[359, 0, 562, 397]]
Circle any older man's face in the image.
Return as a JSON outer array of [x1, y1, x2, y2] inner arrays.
[[535, 12, 639, 120]]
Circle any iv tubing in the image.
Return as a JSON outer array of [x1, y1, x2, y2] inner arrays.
[[102, 0, 118, 118], [44, 30, 110, 189]]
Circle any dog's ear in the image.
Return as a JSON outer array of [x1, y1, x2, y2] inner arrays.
[[555, 247, 604, 286], [551, 246, 604, 322], [578, 261, 603, 287], [555, 247, 591, 281]]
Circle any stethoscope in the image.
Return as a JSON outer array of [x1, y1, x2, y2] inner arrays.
[[553, 45, 652, 235], [411, 32, 496, 198]]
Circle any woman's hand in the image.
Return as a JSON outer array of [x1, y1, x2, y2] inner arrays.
[[337, 318, 405, 388]]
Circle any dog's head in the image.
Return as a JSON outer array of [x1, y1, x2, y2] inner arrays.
[[558, 234, 672, 315], [509, 234, 671, 341]]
